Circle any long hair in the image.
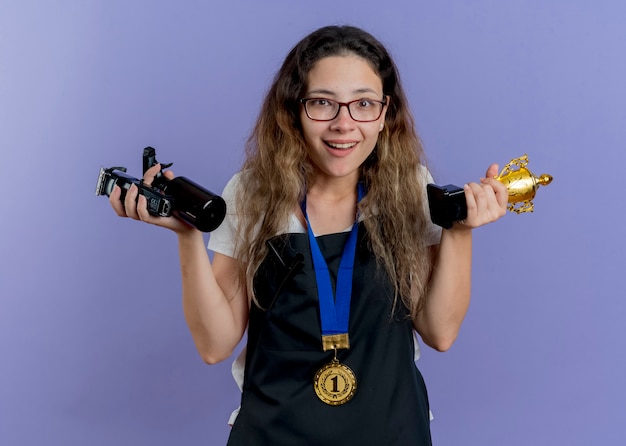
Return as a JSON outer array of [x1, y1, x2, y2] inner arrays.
[[234, 25, 433, 320]]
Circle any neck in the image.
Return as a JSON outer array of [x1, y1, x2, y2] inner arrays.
[[303, 172, 360, 236], [307, 171, 359, 201]]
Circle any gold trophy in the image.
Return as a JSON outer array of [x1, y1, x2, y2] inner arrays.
[[427, 154, 553, 228]]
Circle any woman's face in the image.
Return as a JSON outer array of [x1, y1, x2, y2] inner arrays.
[[300, 55, 387, 184]]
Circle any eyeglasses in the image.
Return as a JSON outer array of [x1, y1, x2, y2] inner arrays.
[[300, 97, 387, 122]]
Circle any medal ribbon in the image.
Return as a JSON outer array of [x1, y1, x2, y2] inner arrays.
[[302, 184, 364, 343]]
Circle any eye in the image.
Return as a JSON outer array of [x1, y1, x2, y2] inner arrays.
[[356, 99, 375, 108], [309, 98, 333, 107]]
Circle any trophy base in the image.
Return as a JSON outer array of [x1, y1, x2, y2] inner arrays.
[[427, 184, 467, 229]]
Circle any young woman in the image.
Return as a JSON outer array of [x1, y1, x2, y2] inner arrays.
[[110, 25, 507, 445]]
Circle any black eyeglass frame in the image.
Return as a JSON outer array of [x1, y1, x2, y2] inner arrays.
[[299, 97, 388, 122]]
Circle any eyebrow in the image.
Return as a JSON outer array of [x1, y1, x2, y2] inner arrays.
[[305, 87, 381, 97]]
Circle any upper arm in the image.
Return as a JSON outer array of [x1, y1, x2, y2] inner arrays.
[[212, 252, 249, 340], [412, 244, 439, 331]]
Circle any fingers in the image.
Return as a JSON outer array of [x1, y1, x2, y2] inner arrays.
[[461, 176, 507, 228], [481, 176, 509, 209], [142, 163, 165, 187], [109, 184, 127, 217], [464, 182, 497, 222], [162, 169, 175, 180], [123, 184, 141, 219], [108, 163, 172, 219], [482, 163, 507, 208], [106, 165, 190, 233], [125, 185, 164, 224], [108, 183, 142, 220]]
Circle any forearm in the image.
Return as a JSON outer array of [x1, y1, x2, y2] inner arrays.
[[416, 165, 508, 351], [177, 230, 248, 364], [416, 228, 473, 351]]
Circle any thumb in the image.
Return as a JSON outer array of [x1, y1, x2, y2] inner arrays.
[[142, 163, 163, 187], [485, 163, 499, 179]]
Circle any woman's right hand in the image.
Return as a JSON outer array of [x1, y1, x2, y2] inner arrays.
[[108, 163, 197, 235]]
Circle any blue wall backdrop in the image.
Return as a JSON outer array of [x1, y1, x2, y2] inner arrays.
[[1, 1, 625, 445]]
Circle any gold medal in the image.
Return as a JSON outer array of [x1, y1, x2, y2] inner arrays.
[[313, 357, 357, 406]]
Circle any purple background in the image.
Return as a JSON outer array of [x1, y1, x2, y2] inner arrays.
[[1, 1, 625, 445]]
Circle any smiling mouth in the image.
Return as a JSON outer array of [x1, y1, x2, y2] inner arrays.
[[325, 141, 357, 149]]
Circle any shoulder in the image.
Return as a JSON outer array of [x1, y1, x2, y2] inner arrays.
[[416, 164, 442, 246], [207, 171, 247, 257], [208, 170, 305, 256], [416, 164, 435, 184], [221, 170, 248, 200], [220, 169, 259, 210]]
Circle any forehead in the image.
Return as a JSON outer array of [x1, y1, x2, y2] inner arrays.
[[305, 55, 383, 96]]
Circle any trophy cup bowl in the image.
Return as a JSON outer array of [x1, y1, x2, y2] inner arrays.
[[427, 154, 553, 229]]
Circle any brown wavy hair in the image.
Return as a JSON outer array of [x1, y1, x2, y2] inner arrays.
[[234, 25, 434, 320]]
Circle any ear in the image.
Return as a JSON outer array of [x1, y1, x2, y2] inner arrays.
[[379, 95, 390, 132]]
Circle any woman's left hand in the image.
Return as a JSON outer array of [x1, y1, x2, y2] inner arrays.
[[454, 163, 508, 229]]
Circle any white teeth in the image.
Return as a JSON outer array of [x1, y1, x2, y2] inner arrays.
[[326, 142, 357, 149]]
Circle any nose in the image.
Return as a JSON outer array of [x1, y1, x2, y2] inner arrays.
[[330, 104, 355, 131]]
